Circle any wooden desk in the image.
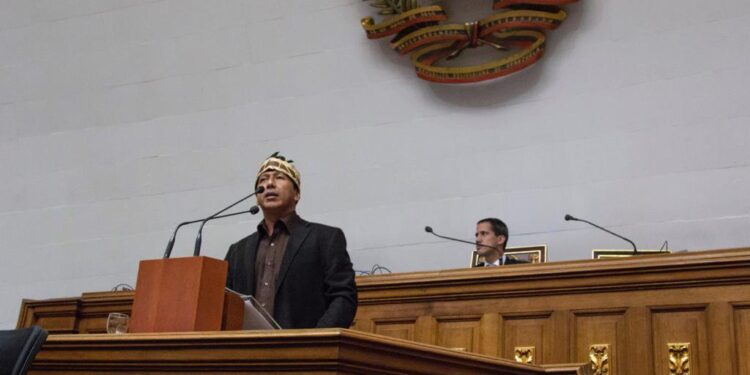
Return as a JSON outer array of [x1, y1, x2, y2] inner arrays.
[[353, 248, 750, 375], [30, 329, 588, 374], [19, 248, 750, 374]]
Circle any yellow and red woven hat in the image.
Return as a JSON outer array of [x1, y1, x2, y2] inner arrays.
[[255, 152, 301, 190]]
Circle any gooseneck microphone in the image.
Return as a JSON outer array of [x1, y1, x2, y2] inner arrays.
[[163, 186, 265, 258], [163, 208, 261, 258], [193, 206, 260, 256], [564, 214, 638, 254], [424, 226, 502, 251], [206, 186, 264, 223], [164, 218, 203, 258], [191, 185, 265, 257]]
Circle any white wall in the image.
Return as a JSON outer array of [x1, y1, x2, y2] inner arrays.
[[1, 0, 749, 329]]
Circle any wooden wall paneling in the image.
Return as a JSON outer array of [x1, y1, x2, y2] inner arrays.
[[624, 306, 651, 375], [75, 315, 106, 334], [17, 299, 80, 333], [733, 302, 750, 375], [351, 317, 373, 333], [548, 310, 570, 364], [414, 315, 437, 345], [75, 294, 133, 334], [435, 315, 483, 353], [372, 317, 418, 341], [572, 308, 626, 375], [707, 302, 735, 375], [651, 305, 709, 375], [18, 291, 135, 334], [479, 313, 500, 357], [501, 311, 553, 364]]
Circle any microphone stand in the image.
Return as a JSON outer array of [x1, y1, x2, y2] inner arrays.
[[164, 209, 257, 258], [424, 226, 502, 251], [193, 206, 259, 256], [565, 214, 638, 254], [163, 187, 264, 258]]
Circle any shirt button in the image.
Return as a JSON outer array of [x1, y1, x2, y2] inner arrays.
[[261, 303, 266, 307], [270, 243, 275, 247], [264, 282, 269, 286], [266, 262, 272, 266]]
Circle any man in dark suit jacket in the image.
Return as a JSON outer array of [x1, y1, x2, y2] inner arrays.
[[473, 218, 524, 267], [225, 153, 357, 329]]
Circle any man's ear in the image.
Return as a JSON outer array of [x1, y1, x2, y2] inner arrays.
[[498, 235, 507, 247]]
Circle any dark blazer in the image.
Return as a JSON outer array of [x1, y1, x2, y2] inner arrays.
[[225, 218, 357, 329], [474, 256, 527, 267]]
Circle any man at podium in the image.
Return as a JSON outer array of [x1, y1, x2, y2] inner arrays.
[[224, 153, 358, 329]]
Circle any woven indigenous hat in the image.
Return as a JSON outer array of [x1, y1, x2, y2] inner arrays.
[[255, 152, 301, 190]]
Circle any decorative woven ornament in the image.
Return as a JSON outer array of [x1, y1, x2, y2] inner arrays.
[[255, 152, 301, 190], [361, 0, 578, 84]]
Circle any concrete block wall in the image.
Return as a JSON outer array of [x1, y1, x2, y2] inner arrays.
[[1, 0, 749, 328]]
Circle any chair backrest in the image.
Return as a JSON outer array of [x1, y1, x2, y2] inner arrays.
[[0, 326, 48, 375], [470, 244, 548, 267]]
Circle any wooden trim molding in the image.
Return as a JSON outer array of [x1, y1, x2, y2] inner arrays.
[[32, 329, 588, 374], [18, 291, 134, 333]]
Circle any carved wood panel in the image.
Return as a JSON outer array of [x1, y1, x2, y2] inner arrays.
[[572, 309, 625, 375], [373, 317, 418, 341], [651, 306, 709, 375], [436, 315, 482, 353], [501, 312, 552, 364]]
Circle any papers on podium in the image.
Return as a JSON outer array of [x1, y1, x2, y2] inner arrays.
[[225, 288, 282, 330]]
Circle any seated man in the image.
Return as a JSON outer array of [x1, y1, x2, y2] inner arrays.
[[473, 218, 525, 267], [224, 152, 358, 328]]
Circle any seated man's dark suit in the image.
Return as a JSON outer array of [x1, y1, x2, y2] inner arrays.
[[474, 256, 527, 267], [225, 217, 357, 329]]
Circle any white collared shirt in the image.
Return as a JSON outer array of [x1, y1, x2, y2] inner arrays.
[[484, 255, 505, 267]]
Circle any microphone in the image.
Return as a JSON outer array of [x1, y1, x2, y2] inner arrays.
[[564, 214, 638, 254], [205, 186, 264, 222], [193, 206, 260, 256], [163, 218, 204, 258], [163, 186, 265, 258], [424, 226, 502, 251], [191, 185, 265, 257]]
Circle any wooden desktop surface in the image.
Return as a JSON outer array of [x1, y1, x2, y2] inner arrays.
[[30, 328, 588, 374]]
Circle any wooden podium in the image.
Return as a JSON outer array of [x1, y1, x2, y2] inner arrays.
[[129, 256, 227, 332]]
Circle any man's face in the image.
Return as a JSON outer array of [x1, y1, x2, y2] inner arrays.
[[475, 222, 505, 257], [256, 170, 300, 215]]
